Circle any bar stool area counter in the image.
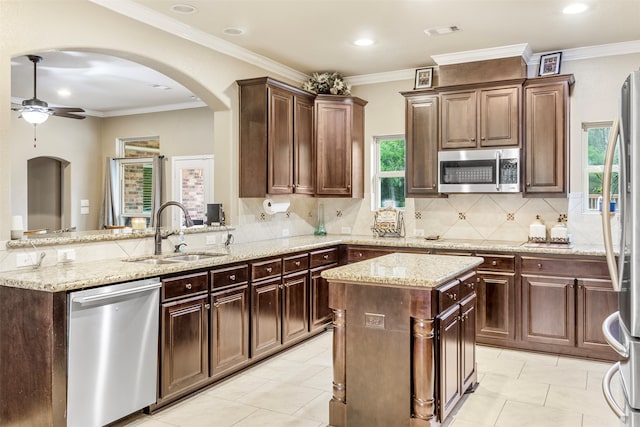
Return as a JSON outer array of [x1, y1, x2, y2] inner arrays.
[[322, 253, 483, 427]]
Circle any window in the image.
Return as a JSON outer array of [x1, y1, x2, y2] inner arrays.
[[372, 135, 405, 209], [582, 122, 619, 212]]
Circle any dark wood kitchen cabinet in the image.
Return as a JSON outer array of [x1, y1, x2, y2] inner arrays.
[[159, 272, 210, 400], [403, 92, 441, 196], [309, 247, 339, 330], [315, 95, 367, 197], [523, 74, 574, 197], [238, 77, 315, 197], [251, 258, 284, 357], [210, 264, 250, 378], [440, 83, 521, 150], [282, 253, 310, 343], [576, 278, 618, 352]]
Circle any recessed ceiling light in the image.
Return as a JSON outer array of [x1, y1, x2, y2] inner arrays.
[[223, 28, 245, 36], [354, 38, 374, 47], [170, 4, 197, 14], [562, 3, 588, 14], [424, 25, 462, 37]]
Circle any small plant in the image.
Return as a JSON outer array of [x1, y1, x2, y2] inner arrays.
[[302, 72, 351, 95]]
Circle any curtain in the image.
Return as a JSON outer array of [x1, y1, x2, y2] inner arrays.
[[150, 155, 164, 227], [98, 157, 119, 229]]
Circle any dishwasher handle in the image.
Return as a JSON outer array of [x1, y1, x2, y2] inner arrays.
[[72, 281, 161, 304]]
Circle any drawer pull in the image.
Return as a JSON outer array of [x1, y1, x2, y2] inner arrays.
[[229, 274, 236, 281], [295, 261, 301, 266], [537, 263, 542, 269], [491, 260, 497, 266], [185, 283, 192, 290], [466, 283, 474, 289], [447, 292, 457, 301], [358, 252, 363, 257], [266, 267, 273, 273], [323, 254, 330, 259]]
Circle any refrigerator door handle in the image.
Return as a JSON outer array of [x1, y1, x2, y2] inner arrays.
[[601, 117, 620, 291], [602, 311, 629, 359], [603, 361, 627, 421]]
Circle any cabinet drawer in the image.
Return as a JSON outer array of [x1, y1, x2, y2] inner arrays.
[[437, 280, 460, 313], [310, 248, 338, 268], [458, 271, 478, 300], [251, 258, 282, 281], [477, 254, 515, 272], [211, 264, 249, 289], [283, 253, 309, 274], [347, 247, 391, 263], [521, 257, 609, 278], [162, 272, 208, 300]]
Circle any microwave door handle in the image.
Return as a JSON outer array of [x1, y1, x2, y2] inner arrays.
[[495, 151, 501, 191], [602, 118, 620, 291]]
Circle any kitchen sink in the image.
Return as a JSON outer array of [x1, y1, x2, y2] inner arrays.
[[129, 258, 182, 265], [164, 253, 225, 262], [126, 252, 226, 264]]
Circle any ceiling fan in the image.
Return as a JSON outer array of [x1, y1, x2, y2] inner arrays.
[[12, 55, 85, 124]]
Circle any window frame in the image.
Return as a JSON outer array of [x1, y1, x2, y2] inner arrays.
[[371, 134, 406, 211], [581, 121, 618, 213]]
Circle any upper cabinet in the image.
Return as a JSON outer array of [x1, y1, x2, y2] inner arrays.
[[523, 74, 574, 197], [402, 92, 441, 197], [440, 83, 522, 150], [314, 95, 367, 198], [238, 77, 315, 198], [238, 78, 366, 198]]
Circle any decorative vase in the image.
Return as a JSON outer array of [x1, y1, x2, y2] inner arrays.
[[314, 203, 327, 236]]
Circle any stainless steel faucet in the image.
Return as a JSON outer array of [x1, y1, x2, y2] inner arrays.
[[154, 201, 194, 255]]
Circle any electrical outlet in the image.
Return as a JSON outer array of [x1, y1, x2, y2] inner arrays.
[[414, 229, 425, 237], [57, 249, 76, 263], [16, 252, 38, 268], [206, 235, 216, 245], [341, 227, 352, 234], [282, 228, 290, 237]]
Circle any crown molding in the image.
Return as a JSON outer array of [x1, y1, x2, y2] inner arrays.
[[527, 40, 640, 65], [101, 100, 207, 117], [432, 43, 532, 66], [346, 68, 418, 86], [88, 0, 309, 83]]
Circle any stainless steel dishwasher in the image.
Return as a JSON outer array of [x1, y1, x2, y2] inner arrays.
[[67, 277, 161, 427]]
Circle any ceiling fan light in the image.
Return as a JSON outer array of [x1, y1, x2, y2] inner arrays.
[[22, 110, 50, 125]]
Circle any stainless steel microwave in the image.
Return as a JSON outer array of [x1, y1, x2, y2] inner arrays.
[[438, 148, 520, 193]]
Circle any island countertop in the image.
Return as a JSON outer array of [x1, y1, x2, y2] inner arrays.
[[321, 252, 484, 288]]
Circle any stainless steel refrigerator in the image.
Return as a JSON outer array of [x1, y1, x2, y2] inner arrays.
[[602, 69, 640, 426]]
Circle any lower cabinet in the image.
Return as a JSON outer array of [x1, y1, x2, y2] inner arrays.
[[210, 284, 250, 377], [160, 288, 210, 400], [282, 270, 309, 343], [576, 278, 619, 351], [310, 247, 339, 331], [251, 276, 283, 357]]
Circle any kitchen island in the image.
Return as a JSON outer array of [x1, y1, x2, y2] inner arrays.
[[322, 253, 484, 427]]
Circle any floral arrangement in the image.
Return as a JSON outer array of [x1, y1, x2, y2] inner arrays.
[[302, 72, 351, 95]]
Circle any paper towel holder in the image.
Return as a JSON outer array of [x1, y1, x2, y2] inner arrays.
[[263, 199, 290, 215]]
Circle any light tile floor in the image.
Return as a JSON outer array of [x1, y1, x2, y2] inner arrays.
[[118, 332, 624, 427]]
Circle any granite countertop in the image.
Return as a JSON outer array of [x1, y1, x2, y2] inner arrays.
[[0, 234, 608, 293], [321, 253, 484, 288]]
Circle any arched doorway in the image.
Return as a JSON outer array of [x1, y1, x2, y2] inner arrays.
[[27, 156, 70, 231]]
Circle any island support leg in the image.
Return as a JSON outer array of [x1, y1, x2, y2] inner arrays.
[[329, 282, 346, 427], [410, 317, 438, 427]]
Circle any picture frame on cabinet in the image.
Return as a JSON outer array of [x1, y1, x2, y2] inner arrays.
[[414, 67, 433, 89], [538, 52, 562, 76]]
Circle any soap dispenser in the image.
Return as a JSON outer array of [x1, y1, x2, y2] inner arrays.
[[528, 215, 547, 243]]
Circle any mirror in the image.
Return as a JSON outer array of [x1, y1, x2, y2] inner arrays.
[[10, 50, 214, 234]]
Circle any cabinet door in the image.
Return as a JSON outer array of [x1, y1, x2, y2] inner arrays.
[[310, 263, 337, 331], [251, 277, 282, 357], [460, 293, 477, 392], [160, 294, 209, 399], [476, 272, 516, 343], [524, 81, 569, 195], [521, 275, 575, 346], [438, 304, 461, 421], [479, 86, 520, 147], [293, 95, 315, 194], [441, 91, 477, 149], [267, 86, 294, 194], [405, 94, 440, 196], [576, 278, 618, 352], [315, 101, 352, 195], [282, 271, 309, 343], [211, 285, 249, 377]]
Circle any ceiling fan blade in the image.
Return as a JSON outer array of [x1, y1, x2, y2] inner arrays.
[[50, 107, 85, 113], [52, 111, 86, 120]]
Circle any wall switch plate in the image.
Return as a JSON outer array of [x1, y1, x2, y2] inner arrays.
[[205, 235, 216, 245], [57, 249, 76, 263], [16, 252, 38, 268], [414, 229, 425, 237], [80, 199, 90, 207], [282, 229, 290, 237], [341, 227, 352, 234], [80, 207, 89, 215]]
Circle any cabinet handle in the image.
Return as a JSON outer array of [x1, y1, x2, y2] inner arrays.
[[447, 292, 457, 301], [537, 263, 542, 269], [470, 138, 475, 142], [323, 254, 329, 259], [527, 182, 531, 187], [481, 136, 486, 141], [266, 267, 273, 273], [467, 283, 474, 289], [491, 260, 497, 266], [358, 252, 363, 257], [185, 283, 192, 290], [279, 284, 284, 290], [229, 274, 236, 281], [205, 303, 211, 310], [295, 261, 301, 266]]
